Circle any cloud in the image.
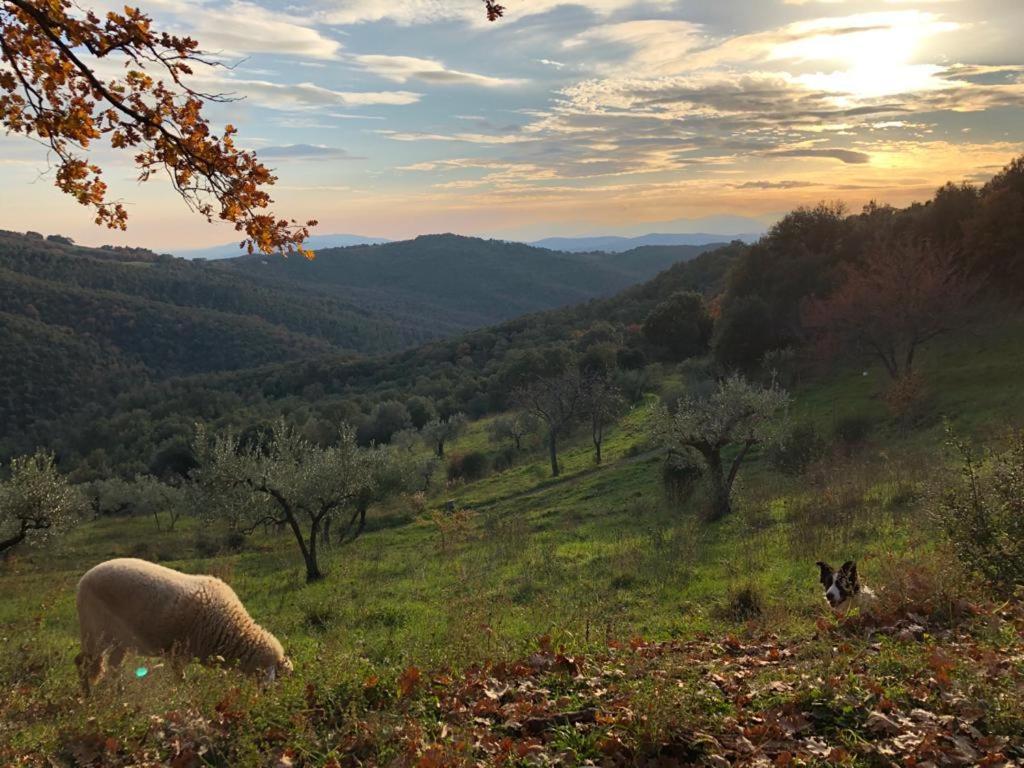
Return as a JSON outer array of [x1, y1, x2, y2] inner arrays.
[[214, 78, 422, 109], [736, 180, 822, 189], [378, 130, 536, 144], [258, 144, 363, 160], [146, 0, 343, 59], [350, 55, 525, 87], [768, 148, 871, 164], [315, 0, 671, 27]]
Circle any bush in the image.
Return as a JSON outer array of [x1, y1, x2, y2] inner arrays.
[[491, 446, 516, 473], [833, 414, 873, 448], [936, 430, 1024, 592], [715, 583, 765, 622], [767, 423, 827, 476], [447, 451, 490, 483], [884, 372, 930, 427]]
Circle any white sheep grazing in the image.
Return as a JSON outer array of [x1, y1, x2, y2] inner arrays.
[[75, 558, 292, 694]]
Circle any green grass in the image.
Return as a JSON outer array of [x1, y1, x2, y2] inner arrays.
[[2, 318, 1023, 763]]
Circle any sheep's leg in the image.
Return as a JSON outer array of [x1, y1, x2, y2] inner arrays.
[[105, 645, 129, 693], [107, 644, 127, 670], [75, 648, 105, 697]]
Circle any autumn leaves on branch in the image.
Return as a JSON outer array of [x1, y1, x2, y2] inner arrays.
[[0, 0, 503, 254], [0, 0, 323, 254]]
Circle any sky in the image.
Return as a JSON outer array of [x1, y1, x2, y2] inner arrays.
[[1, 0, 1023, 249]]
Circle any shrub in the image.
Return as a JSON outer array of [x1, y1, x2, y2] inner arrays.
[[884, 372, 930, 427], [715, 584, 764, 622], [222, 530, 247, 552], [447, 451, 490, 483], [936, 430, 1024, 592], [833, 414, 873, 448], [614, 368, 653, 404], [194, 534, 220, 558], [490, 446, 516, 473], [767, 423, 827, 476]]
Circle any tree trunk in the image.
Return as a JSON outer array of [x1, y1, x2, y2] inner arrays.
[[548, 430, 560, 478], [703, 450, 731, 521], [592, 418, 603, 465], [305, 518, 324, 583], [436, 439, 445, 458], [282, 510, 322, 583], [0, 528, 27, 555]]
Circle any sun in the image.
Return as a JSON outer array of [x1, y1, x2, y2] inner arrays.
[[771, 12, 959, 101]]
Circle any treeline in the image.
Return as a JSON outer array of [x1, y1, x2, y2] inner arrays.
[[714, 158, 1023, 375]]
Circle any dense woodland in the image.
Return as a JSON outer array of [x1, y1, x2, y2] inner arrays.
[[1, 157, 1022, 480], [0, 232, 715, 467]]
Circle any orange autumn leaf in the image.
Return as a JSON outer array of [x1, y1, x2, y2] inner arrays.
[[398, 665, 421, 698]]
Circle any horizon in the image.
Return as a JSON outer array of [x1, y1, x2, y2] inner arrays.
[[2, 0, 1023, 249]]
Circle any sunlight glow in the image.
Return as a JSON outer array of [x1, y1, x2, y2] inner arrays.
[[772, 12, 959, 100]]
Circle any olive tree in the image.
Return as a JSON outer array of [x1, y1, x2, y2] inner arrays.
[[486, 412, 539, 452], [1, 451, 87, 556], [193, 420, 370, 582], [85, 475, 190, 532], [323, 445, 416, 545], [513, 370, 584, 478], [422, 413, 468, 458], [582, 373, 625, 465], [659, 376, 788, 520]]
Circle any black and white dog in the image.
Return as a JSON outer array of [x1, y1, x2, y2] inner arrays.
[[816, 560, 876, 611]]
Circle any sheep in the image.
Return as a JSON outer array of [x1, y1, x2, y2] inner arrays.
[[74, 557, 292, 694]]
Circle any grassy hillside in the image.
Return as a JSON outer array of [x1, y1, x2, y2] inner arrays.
[[2, 319, 1022, 764]]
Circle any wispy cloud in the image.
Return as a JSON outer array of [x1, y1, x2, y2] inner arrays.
[[350, 55, 526, 87], [258, 144, 363, 160]]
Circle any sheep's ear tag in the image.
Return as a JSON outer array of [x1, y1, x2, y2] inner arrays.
[[263, 666, 277, 685]]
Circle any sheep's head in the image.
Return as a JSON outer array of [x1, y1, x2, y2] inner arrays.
[[251, 631, 290, 684]]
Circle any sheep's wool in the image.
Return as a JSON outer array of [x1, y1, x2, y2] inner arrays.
[[75, 558, 289, 692]]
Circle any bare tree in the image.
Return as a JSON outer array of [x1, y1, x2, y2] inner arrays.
[[193, 420, 370, 583], [802, 239, 979, 381], [659, 376, 788, 520], [514, 370, 584, 478], [1, 451, 87, 556]]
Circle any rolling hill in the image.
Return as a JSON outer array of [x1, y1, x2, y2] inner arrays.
[[219, 234, 720, 329], [529, 232, 759, 252], [0, 230, 719, 461]]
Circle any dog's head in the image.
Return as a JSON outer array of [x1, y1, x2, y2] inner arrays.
[[816, 560, 861, 608]]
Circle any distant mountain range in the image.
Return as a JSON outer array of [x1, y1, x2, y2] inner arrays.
[[173, 234, 391, 260], [173, 230, 761, 259], [528, 232, 760, 252]]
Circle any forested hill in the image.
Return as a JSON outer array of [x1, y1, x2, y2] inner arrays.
[[0, 230, 716, 463], [1, 239, 743, 475], [220, 234, 719, 328]]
